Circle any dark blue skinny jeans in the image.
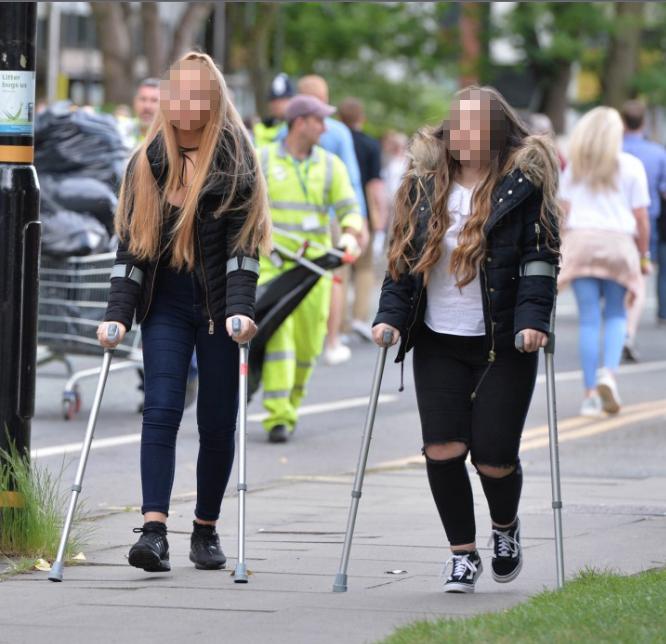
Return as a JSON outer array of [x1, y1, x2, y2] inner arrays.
[[140, 266, 239, 521]]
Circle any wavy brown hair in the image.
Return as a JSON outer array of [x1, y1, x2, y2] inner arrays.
[[115, 51, 270, 270], [388, 86, 550, 287]]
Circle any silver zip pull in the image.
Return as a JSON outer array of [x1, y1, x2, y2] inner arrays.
[[209, 319, 214, 335], [535, 222, 541, 252]]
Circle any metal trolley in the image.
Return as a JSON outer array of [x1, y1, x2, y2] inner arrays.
[[37, 252, 143, 420]]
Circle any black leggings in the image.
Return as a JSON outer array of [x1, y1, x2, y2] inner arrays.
[[413, 327, 538, 546]]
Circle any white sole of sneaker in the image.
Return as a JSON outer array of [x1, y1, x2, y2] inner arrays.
[[597, 383, 620, 414], [443, 581, 476, 593], [492, 558, 522, 583]]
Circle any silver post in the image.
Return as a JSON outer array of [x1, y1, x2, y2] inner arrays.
[[49, 324, 118, 582], [232, 317, 249, 583], [333, 329, 392, 592], [544, 307, 565, 588]]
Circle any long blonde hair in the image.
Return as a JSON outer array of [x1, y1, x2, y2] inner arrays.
[[388, 86, 532, 287], [568, 106, 623, 191], [115, 51, 270, 270]]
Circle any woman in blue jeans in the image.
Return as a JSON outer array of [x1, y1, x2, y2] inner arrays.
[[97, 52, 270, 572], [558, 107, 651, 416]]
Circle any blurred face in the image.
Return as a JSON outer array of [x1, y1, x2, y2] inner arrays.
[[297, 114, 326, 147], [133, 85, 160, 126], [160, 62, 218, 131], [448, 92, 506, 168], [269, 97, 290, 121]]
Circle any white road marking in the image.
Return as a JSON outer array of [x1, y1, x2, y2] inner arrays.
[[30, 394, 398, 459], [29, 359, 666, 460]]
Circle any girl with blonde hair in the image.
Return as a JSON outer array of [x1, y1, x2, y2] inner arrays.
[[558, 106, 650, 417], [97, 52, 270, 572], [373, 86, 560, 593]]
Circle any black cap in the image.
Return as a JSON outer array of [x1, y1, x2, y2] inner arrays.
[[269, 73, 295, 100]]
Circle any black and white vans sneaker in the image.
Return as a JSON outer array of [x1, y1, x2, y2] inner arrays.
[[128, 521, 170, 572], [489, 518, 522, 583], [442, 550, 483, 593]]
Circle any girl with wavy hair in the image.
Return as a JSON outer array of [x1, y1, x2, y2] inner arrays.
[[373, 86, 561, 593], [97, 52, 270, 573]]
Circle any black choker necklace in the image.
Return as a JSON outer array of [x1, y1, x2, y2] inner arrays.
[[178, 146, 198, 187]]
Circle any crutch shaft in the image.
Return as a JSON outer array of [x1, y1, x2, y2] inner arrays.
[[49, 349, 114, 582], [545, 351, 565, 588], [234, 334, 249, 583], [333, 334, 391, 592]]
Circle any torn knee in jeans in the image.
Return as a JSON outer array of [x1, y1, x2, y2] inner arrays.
[[475, 460, 521, 479], [423, 441, 469, 463]]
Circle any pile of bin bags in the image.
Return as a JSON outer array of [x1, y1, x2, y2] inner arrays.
[[35, 102, 130, 257]]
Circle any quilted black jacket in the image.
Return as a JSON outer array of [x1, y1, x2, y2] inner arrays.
[[374, 135, 560, 364], [104, 134, 260, 332]]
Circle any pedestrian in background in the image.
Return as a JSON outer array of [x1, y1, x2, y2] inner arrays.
[[621, 100, 666, 355], [97, 52, 270, 573], [373, 86, 561, 593], [339, 97, 388, 340], [258, 94, 363, 443], [295, 75, 369, 365], [558, 106, 651, 417], [253, 72, 295, 147]]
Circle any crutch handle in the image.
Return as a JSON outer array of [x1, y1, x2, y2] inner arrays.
[[232, 317, 242, 336], [515, 332, 525, 353], [382, 329, 394, 348]]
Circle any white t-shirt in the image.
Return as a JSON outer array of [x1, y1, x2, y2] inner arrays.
[[425, 183, 485, 336], [559, 152, 650, 235]]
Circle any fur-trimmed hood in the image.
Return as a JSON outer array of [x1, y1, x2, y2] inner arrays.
[[405, 128, 560, 190]]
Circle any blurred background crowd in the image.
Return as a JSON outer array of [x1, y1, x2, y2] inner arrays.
[[31, 2, 666, 404]]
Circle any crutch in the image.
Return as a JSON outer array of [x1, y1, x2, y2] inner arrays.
[[231, 317, 250, 583], [333, 329, 394, 592], [272, 241, 343, 284], [49, 323, 120, 582], [516, 301, 564, 589]]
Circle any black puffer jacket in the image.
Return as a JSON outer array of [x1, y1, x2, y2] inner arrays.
[[104, 134, 261, 332], [374, 134, 560, 364]]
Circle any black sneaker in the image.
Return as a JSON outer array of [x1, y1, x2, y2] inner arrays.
[[442, 550, 483, 593], [189, 521, 227, 570], [128, 521, 170, 572], [268, 424, 289, 443], [489, 518, 522, 583]]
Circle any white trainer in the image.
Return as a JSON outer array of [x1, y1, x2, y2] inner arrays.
[[580, 394, 603, 418], [596, 368, 621, 414], [322, 342, 352, 366]]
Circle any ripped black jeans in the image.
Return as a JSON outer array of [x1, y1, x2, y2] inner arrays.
[[413, 326, 538, 546]]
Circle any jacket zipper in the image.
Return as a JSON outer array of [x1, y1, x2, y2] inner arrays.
[[535, 222, 541, 253], [404, 286, 424, 352], [139, 224, 164, 324], [195, 224, 215, 334], [469, 263, 496, 402], [480, 263, 496, 364]]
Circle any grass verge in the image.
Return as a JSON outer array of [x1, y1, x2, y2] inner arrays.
[[0, 439, 89, 576], [380, 568, 666, 644]]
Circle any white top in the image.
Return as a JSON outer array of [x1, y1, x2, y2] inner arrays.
[[559, 152, 650, 236], [425, 183, 485, 336]]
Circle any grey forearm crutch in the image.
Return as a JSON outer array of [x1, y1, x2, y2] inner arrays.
[[49, 323, 120, 582], [516, 266, 564, 589], [333, 329, 394, 593], [232, 317, 250, 583]]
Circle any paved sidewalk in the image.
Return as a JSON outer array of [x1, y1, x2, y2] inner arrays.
[[2, 461, 666, 644]]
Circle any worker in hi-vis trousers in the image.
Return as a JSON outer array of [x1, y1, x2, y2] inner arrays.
[[258, 94, 363, 444]]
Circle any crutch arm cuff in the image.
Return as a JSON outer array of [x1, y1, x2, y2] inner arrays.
[[519, 261, 558, 278]]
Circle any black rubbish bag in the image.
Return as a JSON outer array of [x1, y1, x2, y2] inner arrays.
[[35, 102, 129, 188], [55, 177, 118, 234], [247, 251, 343, 400], [41, 208, 110, 257]]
